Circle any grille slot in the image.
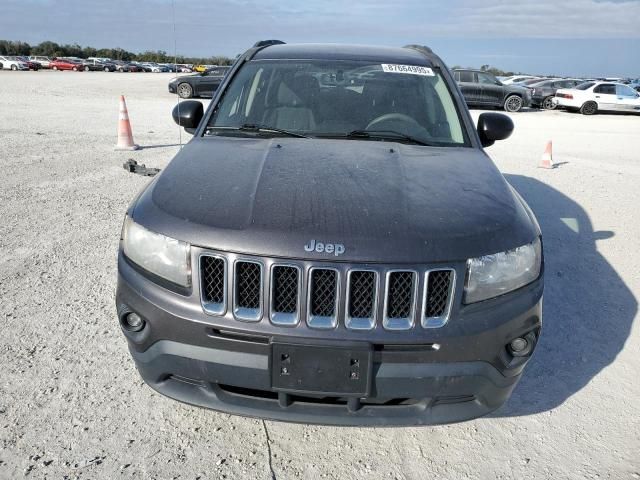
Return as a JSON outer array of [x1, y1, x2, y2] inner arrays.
[[307, 268, 338, 329], [233, 261, 262, 321], [383, 271, 416, 330], [422, 269, 455, 328], [200, 255, 226, 315], [346, 271, 377, 330], [270, 265, 300, 326]]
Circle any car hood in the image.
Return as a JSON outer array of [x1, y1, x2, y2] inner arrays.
[[132, 137, 538, 263]]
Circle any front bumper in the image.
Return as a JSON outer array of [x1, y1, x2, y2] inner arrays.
[[116, 254, 542, 426], [168, 83, 177, 94]]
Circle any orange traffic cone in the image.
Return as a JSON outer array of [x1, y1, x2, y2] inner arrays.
[[115, 95, 140, 151], [538, 140, 554, 169]]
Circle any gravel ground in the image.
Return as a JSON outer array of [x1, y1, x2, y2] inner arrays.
[[0, 71, 639, 480]]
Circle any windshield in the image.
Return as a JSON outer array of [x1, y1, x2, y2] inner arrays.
[[208, 60, 468, 146], [575, 82, 596, 90]]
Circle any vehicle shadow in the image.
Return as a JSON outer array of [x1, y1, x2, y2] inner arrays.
[[492, 175, 636, 417]]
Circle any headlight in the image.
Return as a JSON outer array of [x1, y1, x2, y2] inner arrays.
[[464, 238, 541, 304], [121, 216, 191, 287]]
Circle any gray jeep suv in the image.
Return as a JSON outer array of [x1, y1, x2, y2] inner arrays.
[[453, 69, 532, 112], [116, 41, 543, 426]]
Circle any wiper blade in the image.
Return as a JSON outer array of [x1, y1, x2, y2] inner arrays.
[[205, 124, 309, 138], [346, 129, 433, 146], [240, 124, 309, 138]]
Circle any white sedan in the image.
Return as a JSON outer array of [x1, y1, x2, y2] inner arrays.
[[553, 81, 640, 115], [0, 55, 29, 71]]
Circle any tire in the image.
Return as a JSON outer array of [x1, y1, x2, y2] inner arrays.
[[104, 67, 110, 72], [580, 101, 598, 115], [504, 94, 523, 112], [52, 66, 58, 71], [542, 96, 557, 110], [11, 64, 17, 71], [177, 82, 193, 99], [72, 66, 78, 71]]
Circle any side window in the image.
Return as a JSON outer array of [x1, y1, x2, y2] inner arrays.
[[459, 71, 474, 83], [616, 85, 637, 97], [453, 71, 460, 82], [594, 84, 616, 95], [477, 73, 496, 85]]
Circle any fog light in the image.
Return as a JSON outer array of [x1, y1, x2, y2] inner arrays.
[[124, 312, 145, 332], [509, 337, 532, 357]]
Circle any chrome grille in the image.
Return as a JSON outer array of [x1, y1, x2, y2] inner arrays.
[[384, 271, 417, 330], [308, 268, 338, 329], [234, 261, 262, 321], [422, 269, 455, 328], [200, 255, 226, 315], [346, 271, 377, 330], [270, 265, 300, 326], [198, 250, 456, 330]]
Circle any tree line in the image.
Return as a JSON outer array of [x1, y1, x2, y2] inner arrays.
[[0, 39, 234, 65]]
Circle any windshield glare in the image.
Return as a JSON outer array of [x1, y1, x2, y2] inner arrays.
[[208, 60, 467, 146]]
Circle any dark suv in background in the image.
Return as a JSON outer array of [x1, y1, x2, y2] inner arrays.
[[529, 78, 582, 109], [453, 69, 531, 112]]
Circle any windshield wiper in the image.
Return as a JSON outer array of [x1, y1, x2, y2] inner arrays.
[[205, 124, 309, 138], [346, 129, 434, 146]]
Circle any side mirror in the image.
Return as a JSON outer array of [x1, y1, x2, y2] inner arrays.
[[172, 100, 203, 134], [477, 112, 514, 147]]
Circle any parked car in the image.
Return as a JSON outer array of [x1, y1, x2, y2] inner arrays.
[[28, 55, 52, 68], [501, 75, 539, 85], [0, 55, 29, 71], [453, 69, 531, 112], [112, 61, 141, 72], [87, 57, 112, 63], [139, 62, 169, 73], [192, 64, 210, 73], [168, 66, 231, 98], [516, 78, 550, 87], [158, 63, 177, 73], [554, 81, 640, 115], [176, 64, 193, 73], [50, 58, 85, 71], [529, 78, 582, 109], [117, 40, 543, 426], [83, 59, 117, 72], [16, 56, 41, 70]]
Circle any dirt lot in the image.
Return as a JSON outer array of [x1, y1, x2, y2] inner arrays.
[[0, 71, 639, 479]]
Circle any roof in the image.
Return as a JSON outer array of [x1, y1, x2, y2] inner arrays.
[[252, 43, 437, 66]]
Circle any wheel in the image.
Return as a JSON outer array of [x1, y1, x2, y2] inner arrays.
[[104, 67, 110, 72], [72, 66, 78, 71], [580, 101, 598, 115], [504, 95, 523, 112], [542, 96, 557, 110], [11, 64, 17, 71], [52, 65, 58, 71], [177, 83, 193, 99]]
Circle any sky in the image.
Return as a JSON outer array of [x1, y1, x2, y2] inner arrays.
[[2, 0, 639, 77]]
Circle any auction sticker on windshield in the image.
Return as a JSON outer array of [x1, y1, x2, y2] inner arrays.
[[381, 64, 435, 76]]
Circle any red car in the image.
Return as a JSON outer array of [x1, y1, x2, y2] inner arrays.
[[50, 58, 85, 71]]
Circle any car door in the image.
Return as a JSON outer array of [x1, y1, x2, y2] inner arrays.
[[615, 84, 640, 113], [454, 70, 481, 105], [592, 83, 618, 111], [477, 72, 504, 106], [198, 69, 225, 97]]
